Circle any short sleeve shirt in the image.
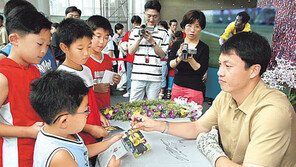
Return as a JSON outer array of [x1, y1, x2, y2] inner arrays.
[[197, 79, 296, 167], [220, 22, 251, 40]]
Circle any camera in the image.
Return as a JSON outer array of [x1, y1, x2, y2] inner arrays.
[[181, 43, 197, 59], [139, 25, 154, 36], [139, 25, 146, 36]]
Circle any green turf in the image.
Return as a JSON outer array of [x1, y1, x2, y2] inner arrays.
[[200, 23, 274, 68]]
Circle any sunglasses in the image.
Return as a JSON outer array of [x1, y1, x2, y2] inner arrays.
[[52, 106, 91, 124]]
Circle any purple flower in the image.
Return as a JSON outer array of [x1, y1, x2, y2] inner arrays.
[[169, 114, 175, 119], [169, 110, 174, 115], [159, 113, 166, 118], [142, 106, 148, 110], [147, 110, 152, 117], [105, 113, 112, 120], [114, 108, 119, 113], [157, 104, 163, 110], [127, 112, 131, 118]]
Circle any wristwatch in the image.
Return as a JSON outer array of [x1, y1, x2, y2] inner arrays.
[[152, 41, 157, 47]]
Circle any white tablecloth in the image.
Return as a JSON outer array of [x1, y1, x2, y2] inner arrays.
[[96, 118, 212, 167]]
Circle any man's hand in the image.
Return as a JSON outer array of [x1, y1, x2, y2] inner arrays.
[[143, 30, 155, 44], [28, 122, 44, 139], [89, 125, 109, 138], [94, 83, 110, 93], [196, 128, 228, 167], [113, 73, 121, 85], [131, 114, 164, 132]]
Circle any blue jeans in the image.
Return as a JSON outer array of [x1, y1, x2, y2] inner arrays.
[[126, 62, 133, 93], [161, 61, 168, 88]]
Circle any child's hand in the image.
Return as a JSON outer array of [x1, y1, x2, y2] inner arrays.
[[29, 122, 44, 139], [112, 74, 121, 85], [100, 114, 110, 127], [94, 83, 110, 93], [90, 125, 109, 138], [107, 155, 121, 167], [109, 134, 124, 144]]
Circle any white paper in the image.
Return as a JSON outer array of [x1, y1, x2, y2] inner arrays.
[[96, 119, 212, 167], [101, 70, 115, 85], [97, 139, 129, 167]]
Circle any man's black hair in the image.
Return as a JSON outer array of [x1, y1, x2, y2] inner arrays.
[[221, 31, 271, 75], [52, 22, 59, 29], [180, 10, 206, 30], [4, 0, 36, 18], [86, 15, 112, 34], [158, 20, 168, 30], [237, 11, 250, 24], [144, 0, 161, 13], [30, 70, 89, 125], [65, 6, 81, 16], [6, 7, 51, 36], [58, 18, 93, 48], [169, 19, 177, 26], [114, 23, 124, 33], [174, 30, 183, 40], [131, 15, 142, 25]]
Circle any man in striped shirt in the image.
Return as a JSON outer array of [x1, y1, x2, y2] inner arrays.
[[128, 0, 169, 102]]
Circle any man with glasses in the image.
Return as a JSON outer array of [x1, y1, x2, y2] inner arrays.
[[128, 0, 169, 102]]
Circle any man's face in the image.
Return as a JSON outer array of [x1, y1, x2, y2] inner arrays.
[[217, 51, 252, 95], [170, 22, 177, 32], [66, 11, 80, 19], [144, 9, 160, 26], [91, 28, 109, 53], [234, 16, 245, 30]]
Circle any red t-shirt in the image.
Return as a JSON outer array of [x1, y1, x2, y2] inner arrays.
[[0, 58, 42, 167], [121, 31, 135, 63], [85, 54, 112, 109]]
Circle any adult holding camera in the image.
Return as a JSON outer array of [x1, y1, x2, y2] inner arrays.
[[128, 0, 169, 102], [168, 10, 209, 105]]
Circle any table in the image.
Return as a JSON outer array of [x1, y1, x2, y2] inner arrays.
[[96, 118, 212, 167]]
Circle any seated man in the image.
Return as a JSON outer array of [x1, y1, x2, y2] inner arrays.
[[219, 11, 251, 46], [132, 32, 296, 167]]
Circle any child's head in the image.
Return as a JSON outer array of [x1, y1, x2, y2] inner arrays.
[[86, 15, 112, 54], [58, 18, 93, 65], [158, 20, 168, 30], [6, 7, 51, 65], [30, 70, 89, 132], [114, 23, 124, 36], [4, 0, 36, 18], [174, 30, 183, 41], [131, 15, 142, 27]]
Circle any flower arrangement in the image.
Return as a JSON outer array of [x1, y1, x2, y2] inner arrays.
[[101, 98, 203, 121], [262, 57, 296, 106]]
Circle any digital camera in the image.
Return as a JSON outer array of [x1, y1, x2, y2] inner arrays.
[[182, 43, 197, 59]]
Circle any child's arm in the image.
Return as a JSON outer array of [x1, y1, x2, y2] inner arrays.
[[0, 74, 43, 138], [49, 149, 78, 167], [86, 134, 123, 158], [99, 112, 110, 127], [94, 83, 110, 93], [112, 73, 121, 85], [83, 124, 109, 138]]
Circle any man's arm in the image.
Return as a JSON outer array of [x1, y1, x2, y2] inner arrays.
[[0, 73, 43, 138], [128, 37, 143, 55], [216, 157, 264, 167], [131, 114, 209, 139]]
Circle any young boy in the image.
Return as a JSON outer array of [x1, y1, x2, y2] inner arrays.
[[57, 18, 110, 146], [85, 15, 121, 109], [0, 7, 51, 167], [31, 70, 122, 167]]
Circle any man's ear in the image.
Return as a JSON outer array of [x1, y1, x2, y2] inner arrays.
[[250, 64, 261, 79], [9, 33, 19, 46], [59, 43, 69, 54]]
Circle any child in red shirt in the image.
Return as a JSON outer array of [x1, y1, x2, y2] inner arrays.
[[85, 15, 121, 109]]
